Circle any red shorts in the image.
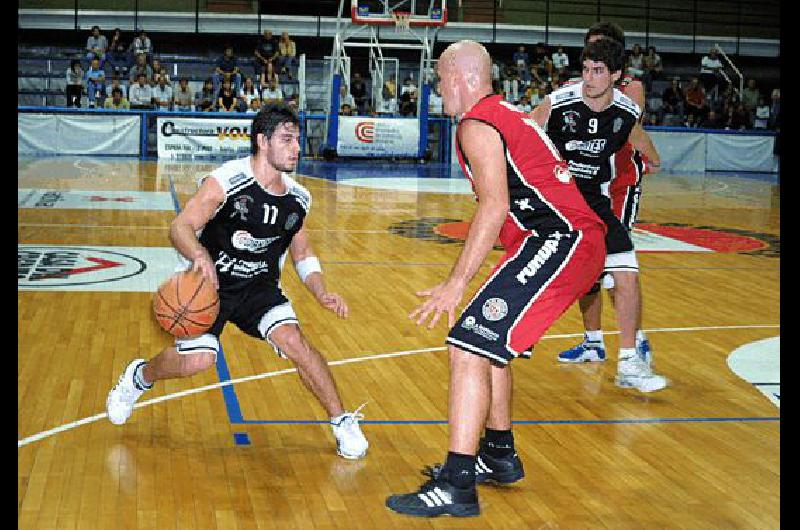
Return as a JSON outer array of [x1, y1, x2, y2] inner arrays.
[[446, 227, 605, 364], [611, 145, 647, 230]]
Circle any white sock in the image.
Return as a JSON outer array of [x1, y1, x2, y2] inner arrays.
[[619, 347, 637, 361], [585, 330, 604, 344], [636, 330, 647, 343], [330, 412, 347, 425], [134, 363, 153, 390]]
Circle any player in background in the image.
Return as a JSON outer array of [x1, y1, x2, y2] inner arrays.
[[106, 102, 368, 460], [530, 38, 667, 392], [557, 22, 662, 368]]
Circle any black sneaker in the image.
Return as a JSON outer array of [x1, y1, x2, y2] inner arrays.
[[385, 464, 480, 518], [475, 439, 525, 485]]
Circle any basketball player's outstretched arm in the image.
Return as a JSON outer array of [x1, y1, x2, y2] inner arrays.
[[410, 119, 509, 329], [169, 176, 225, 289], [289, 227, 348, 319]]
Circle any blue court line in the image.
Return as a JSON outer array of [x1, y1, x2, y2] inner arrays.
[[167, 173, 246, 427], [228, 417, 779, 426]]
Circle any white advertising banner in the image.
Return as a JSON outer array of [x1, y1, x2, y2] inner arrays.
[[157, 116, 252, 159], [18, 113, 141, 156], [337, 116, 419, 157], [706, 133, 779, 173]]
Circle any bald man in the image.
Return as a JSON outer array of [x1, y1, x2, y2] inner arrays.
[[385, 40, 606, 518]]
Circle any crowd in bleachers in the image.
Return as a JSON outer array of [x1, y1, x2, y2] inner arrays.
[[71, 26, 300, 112], [488, 42, 780, 132]]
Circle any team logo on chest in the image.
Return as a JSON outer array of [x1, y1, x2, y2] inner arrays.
[[231, 195, 254, 221], [562, 110, 580, 133]]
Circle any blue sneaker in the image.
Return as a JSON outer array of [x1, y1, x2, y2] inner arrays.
[[558, 339, 606, 363], [637, 339, 653, 366]]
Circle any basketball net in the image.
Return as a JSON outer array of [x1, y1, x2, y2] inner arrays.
[[393, 11, 411, 33]]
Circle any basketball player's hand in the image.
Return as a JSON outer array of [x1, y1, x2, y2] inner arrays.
[[319, 292, 349, 319], [191, 250, 219, 290], [410, 280, 466, 330]]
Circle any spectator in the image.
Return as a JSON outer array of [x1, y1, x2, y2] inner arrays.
[[247, 97, 262, 114], [698, 109, 724, 129], [769, 88, 780, 130], [195, 78, 216, 112], [128, 73, 154, 109], [491, 61, 500, 89], [428, 85, 443, 114], [351, 72, 368, 114], [727, 103, 749, 130], [131, 29, 152, 66], [339, 84, 355, 110], [699, 47, 724, 100], [151, 59, 171, 86], [626, 43, 645, 79], [280, 68, 297, 99], [261, 78, 284, 103], [684, 77, 708, 121], [259, 61, 280, 93], [753, 97, 770, 129], [108, 72, 127, 100], [128, 54, 153, 84], [238, 76, 260, 112], [383, 75, 397, 100], [85, 57, 106, 108], [512, 45, 530, 83], [217, 79, 238, 112], [214, 45, 242, 95], [662, 77, 684, 117], [85, 25, 108, 69], [340, 103, 353, 116], [551, 45, 569, 78], [530, 84, 546, 107], [253, 30, 278, 78], [103, 87, 130, 110], [277, 31, 297, 73], [532, 42, 553, 80], [65, 59, 84, 108], [642, 45, 663, 92], [399, 76, 417, 116], [741, 78, 760, 115], [517, 95, 532, 113], [152, 76, 173, 110], [106, 28, 128, 75], [647, 113, 660, 127], [684, 113, 697, 128], [173, 78, 193, 111]]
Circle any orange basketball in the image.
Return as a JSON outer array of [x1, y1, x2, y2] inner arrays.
[[153, 270, 220, 338]]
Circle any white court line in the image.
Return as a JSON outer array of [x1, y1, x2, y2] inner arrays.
[[18, 324, 779, 448]]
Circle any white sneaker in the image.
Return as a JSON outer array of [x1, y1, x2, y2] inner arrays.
[[106, 359, 149, 425], [615, 355, 668, 393], [331, 403, 368, 459]]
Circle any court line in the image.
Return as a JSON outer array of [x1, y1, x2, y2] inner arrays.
[[231, 417, 781, 426], [17, 323, 779, 448]]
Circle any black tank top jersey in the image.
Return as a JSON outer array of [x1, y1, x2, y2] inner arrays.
[[545, 81, 640, 198], [198, 156, 311, 291]]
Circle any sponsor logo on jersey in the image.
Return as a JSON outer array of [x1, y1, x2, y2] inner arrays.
[[461, 315, 500, 341], [215, 250, 270, 278], [230, 172, 248, 186], [231, 195, 254, 221], [231, 230, 280, 253], [565, 139, 607, 155], [555, 90, 577, 102], [482, 298, 509, 321], [553, 164, 572, 183], [562, 110, 580, 133], [516, 238, 559, 285], [567, 161, 601, 177], [285, 212, 300, 231]]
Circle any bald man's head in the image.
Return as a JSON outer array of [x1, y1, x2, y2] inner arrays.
[[437, 40, 494, 116]]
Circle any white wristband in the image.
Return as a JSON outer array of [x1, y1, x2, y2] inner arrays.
[[295, 256, 322, 283]]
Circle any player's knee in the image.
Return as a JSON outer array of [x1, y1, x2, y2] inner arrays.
[[180, 351, 216, 375], [269, 325, 310, 361]]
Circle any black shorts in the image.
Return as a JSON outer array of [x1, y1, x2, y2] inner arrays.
[[584, 193, 634, 255]]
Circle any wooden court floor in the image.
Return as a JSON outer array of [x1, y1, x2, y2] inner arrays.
[[18, 157, 780, 529]]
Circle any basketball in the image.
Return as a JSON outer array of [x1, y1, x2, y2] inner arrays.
[[153, 270, 220, 338]]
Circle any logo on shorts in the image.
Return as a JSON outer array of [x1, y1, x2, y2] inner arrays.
[[460, 315, 500, 341], [231, 230, 280, 253], [482, 298, 508, 321], [285, 212, 299, 231], [516, 238, 560, 285], [231, 195, 253, 221]]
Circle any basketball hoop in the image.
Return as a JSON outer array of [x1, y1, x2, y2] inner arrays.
[[393, 11, 412, 33]]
